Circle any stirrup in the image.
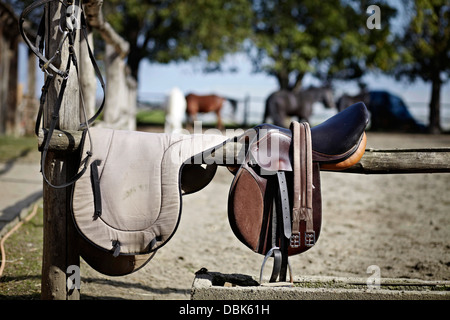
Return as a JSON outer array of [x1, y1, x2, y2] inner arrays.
[[259, 247, 293, 284]]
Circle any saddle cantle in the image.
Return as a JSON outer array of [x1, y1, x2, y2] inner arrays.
[[227, 102, 369, 282], [72, 128, 227, 276]]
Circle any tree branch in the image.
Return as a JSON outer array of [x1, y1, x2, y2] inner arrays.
[[82, 0, 129, 58]]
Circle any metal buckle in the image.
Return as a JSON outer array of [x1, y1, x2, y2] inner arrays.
[[290, 232, 300, 248], [305, 231, 315, 247]]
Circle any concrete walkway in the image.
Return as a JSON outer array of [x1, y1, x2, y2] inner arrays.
[[191, 272, 450, 300], [0, 160, 42, 237]]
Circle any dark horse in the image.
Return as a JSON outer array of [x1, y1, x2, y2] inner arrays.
[[185, 93, 238, 130], [336, 90, 370, 112], [263, 86, 336, 127]]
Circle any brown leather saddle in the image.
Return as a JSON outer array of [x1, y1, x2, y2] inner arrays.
[[76, 102, 368, 278], [227, 102, 369, 282]]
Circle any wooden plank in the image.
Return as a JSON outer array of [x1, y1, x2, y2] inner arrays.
[[38, 129, 82, 153], [42, 131, 450, 174], [340, 148, 450, 174], [205, 141, 450, 174]]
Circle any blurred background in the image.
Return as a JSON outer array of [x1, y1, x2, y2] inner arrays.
[[1, 1, 449, 300], [1, 0, 449, 136]]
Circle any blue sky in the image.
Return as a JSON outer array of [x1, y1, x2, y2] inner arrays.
[[138, 52, 450, 105]]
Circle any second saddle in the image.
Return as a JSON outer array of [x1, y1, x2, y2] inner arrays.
[[72, 129, 228, 276]]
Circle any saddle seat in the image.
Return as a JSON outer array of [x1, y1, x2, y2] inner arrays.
[[229, 102, 369, 172], [310, 101, 369, 170]]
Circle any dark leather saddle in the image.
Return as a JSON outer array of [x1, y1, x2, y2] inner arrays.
[[227, 102, 369, 282]]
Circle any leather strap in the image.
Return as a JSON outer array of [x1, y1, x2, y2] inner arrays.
[[291, 121, 301, 236], [290, 121, 314, 248], [260, 171, 291, 283], [264, 172, 292, 283], [270, 197, 281, 282], [260, 246, 281, 283], [303, 123, 315, 247], [277, 172, 290, 282], [20, 0, 106, 189], [269, 249, 282, 282], [277, 172, 291, 239], [90, 160, 102, 219]]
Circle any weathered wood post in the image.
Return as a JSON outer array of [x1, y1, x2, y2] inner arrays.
[[40, 1, 81, 300]]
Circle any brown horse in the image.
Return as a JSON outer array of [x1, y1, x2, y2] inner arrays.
[[185, 93, 237, 130]]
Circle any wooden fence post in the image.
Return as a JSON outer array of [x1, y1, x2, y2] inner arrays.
[[40, 1, 81, 300]]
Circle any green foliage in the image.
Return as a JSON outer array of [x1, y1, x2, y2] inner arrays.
[[248, 0, 398, 89], [102, 0, 399, 88], [394, 0, 450, 132], [103, 0, 252, 79], [0, 135, 39, 163], [9, 0, 401, 90], [395, 0, 450, 83], [136, 109, 166, 126], [326, 1, 398, 80]]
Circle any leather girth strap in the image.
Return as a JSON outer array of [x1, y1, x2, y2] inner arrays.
[[260, 121, 313, 283], [291, 121, 314, 248]]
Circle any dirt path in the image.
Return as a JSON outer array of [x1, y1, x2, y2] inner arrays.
[[79, 132, 450, 300]]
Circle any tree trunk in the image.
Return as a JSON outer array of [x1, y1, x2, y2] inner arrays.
[[6, 36, 18, 135], [276, 69, 290, 90], [0, 26, 19, 135], [24, 48, 38, 135], [126, 73, 138, 131], [428, 75, 442, 134], [127, 44, 142, 82], [291, 72, 305, 92], [104, 44, 130, 129], [79, 29, 96, 123], [0, 29, 10, 134]]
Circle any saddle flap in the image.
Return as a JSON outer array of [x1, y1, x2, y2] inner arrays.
[[228, 161, 322, 256]]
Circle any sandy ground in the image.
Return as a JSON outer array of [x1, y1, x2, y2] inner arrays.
[[79, 131, 450, 300]]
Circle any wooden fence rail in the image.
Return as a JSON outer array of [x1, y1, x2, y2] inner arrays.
[[38, 129, 450, 174]]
